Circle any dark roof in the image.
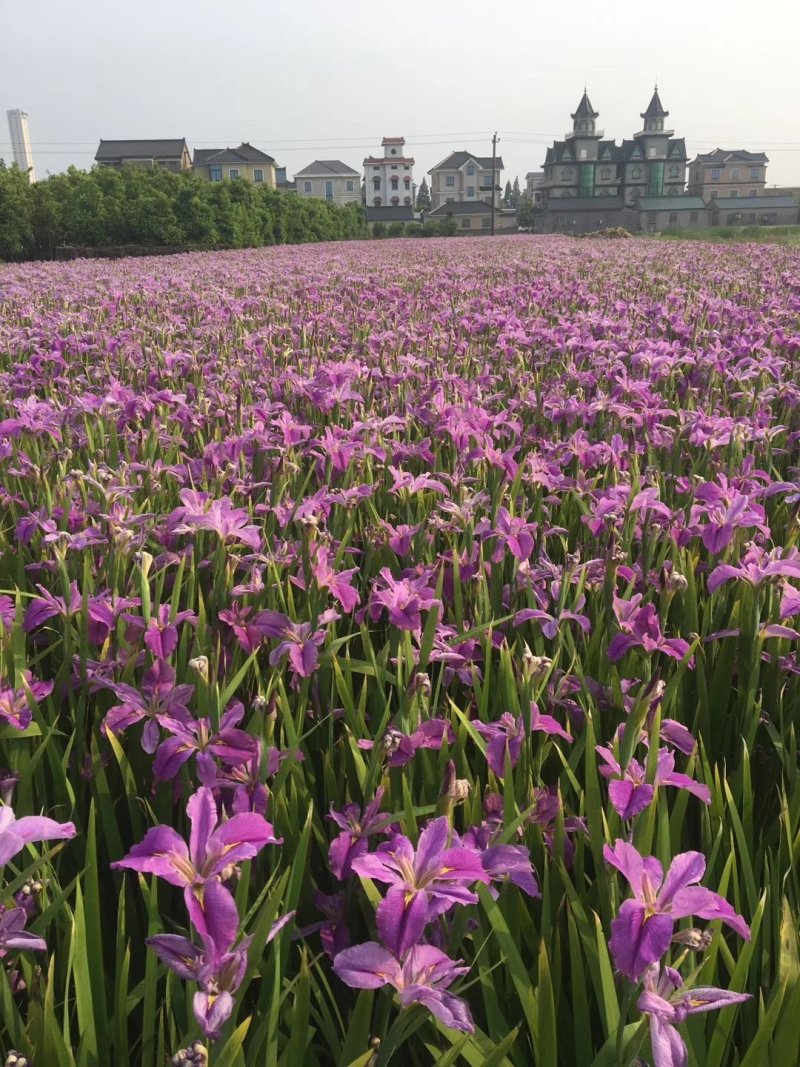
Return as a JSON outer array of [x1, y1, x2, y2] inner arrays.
[[641, 87, 668, 119], [365, 205, 414, 222], [711, 196, 797, 210], [543, 196, 626, 211], [294, 159, 360, 177], [429, 151, 504, 172], [638, 195, 707, 210], [428, 200, 495, 216], [95, 139, 188, 161], [693, 149, 769, 165], [193, 143, 275, 165], [571, 91, 599, 120], [667, 138, 687, 159]]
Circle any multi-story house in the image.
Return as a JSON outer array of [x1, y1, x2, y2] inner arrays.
[[363, 137, 415, 210], [427, 151, 503, 209], [193, 143, 277, 186], [687, 150, 769, 201], [95, 139, 192, 171], [525, 171, 545, 206], [294, 160, 361, 205], [537, 89, 694, 234]]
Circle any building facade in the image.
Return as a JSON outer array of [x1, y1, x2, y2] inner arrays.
[[6, 110, 36, 182], [427, 151, 503, 209], [537, 89, 695, 234], [95, 139, 192, 171], [687, 150, 769, 201], [427, 200, 516, 233], [710, 196, 798, 227], [294, 160, 361, 204], [525, 171, 545, 206], [193, 144, 277, 186], [363, 137, 415, 209]]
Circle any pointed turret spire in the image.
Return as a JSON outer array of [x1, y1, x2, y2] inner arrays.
[[571, 90, 599, 122], [641, 86, 668, 120]]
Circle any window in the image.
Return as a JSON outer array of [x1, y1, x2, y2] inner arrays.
[[579, 120, 587, 131], [390, 165, 398, 170], [669, 212, 678, 224], [404, 166, 410, 171], [579, 148, 588, 160], [561, 166, 573, 180], [229, 168, 239, 179], [668, 165, 679, 178], [731, 168, 740, 179], [373, 166, 380, 171], [726, 213, 741, 224], [461, 218, 471, 228], [445, 175, 455, 187], [391, 196, 399, 205], [304, 180, 313, 193], [710, 190, 718, 199], [209, 166, 222, 181], [325, 180, 334, 201], [373, 197, 381, 205], [403, 196, 411, 205], [631, 166, 641, 179], [346, 180, 354, 192], [579, 164, 594, 197], [482, 218, 491, 229], [403, 177, 410, 188], [600, 166, 610, 180], [467, 186, 475, 197], [711, 168, 721, 179], [466, 164, 475, 175], [750, 167, 760, 179], [446, 196, 454, 203], [748, 189, 757, 198], [730, 190, 738, 199], [390, 176, 398, 190], [254, 169, 264, 182], [647, 161, 664, 197], [391, 148, 397, 155]]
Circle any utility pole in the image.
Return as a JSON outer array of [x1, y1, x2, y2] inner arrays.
[[490, 131, 498, 235]]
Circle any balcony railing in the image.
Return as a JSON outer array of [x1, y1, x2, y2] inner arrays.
[[565, 129, 604, 139]]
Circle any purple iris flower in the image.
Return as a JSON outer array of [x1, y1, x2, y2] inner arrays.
[[169, 492, 262, 552], [689, 481, 769, 554], [351, 817, 488, 957], [327, 787, 394, 879], [707, 543, 800, 593], [333, 941, 474, 1033], [462, 823, 540, 898], [0, 673, 54, 731], [133, 603, 197, 659], [101, 660, 194, 754], [357, 719, 455, 768], [604, 840, 750, 981], [369, 567, 439, 632], [475, 713, 525, 777], [269, 620, 326, 678], [111, 787, 281, 949], [0, 906, 48, 955], [608, 595, 691, 663], [0, 804, 76, 867], [309, 544, 360, 612], [153, 700, 258, 783], [596, 746, 711, 820], [637, 965, 751, 1067]]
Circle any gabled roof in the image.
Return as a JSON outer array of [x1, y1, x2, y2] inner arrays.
[[638, 195, 707, 210], [667, 138, 687, 159], [381, 136, 405, 145], [428, 200, 495, 216], [193, 143, 275, 165], [620, 140, 645, 160], [95, 138, 189, 161], [295, 159, 360, 177], [693, 149, 769, 165], [641, 87, 668, 120], [571, 91, 599, 120], [428, 151, 504, 173]]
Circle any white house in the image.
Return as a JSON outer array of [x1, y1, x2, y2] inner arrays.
[[363, 137, 415, 209], [294, 160, 361, 205]]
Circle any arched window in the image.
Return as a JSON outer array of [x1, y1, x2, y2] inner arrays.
[[390, 176, 399, 190], [669, 165, 679, 178], [391, 196, 399, 205], [580, 120, 587, 131], [631, 165, 641, 179], [372, 177, 381, 190], [403, 176, 410, 188], [562, 167, 573, 180], [404, 195, 412, 205], [600, 166, 610, 180], [373, 196, 382, 205]]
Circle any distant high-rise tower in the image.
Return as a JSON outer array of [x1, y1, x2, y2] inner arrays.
[[6, 110, 36, 182]]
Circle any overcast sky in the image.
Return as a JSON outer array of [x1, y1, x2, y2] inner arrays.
[[2, 0, 799, 189]]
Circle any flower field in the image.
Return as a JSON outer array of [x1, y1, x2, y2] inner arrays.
[[0, 235, 799, 1067]]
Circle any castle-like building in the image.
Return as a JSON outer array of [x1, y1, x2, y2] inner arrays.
[[536, 89, 708, 233]]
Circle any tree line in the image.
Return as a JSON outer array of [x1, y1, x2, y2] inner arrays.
[[0, 162, 369, 261]]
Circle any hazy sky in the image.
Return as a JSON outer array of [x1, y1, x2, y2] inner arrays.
[[2, 0, 799, 188]]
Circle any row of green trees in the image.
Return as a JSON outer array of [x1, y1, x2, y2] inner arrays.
[[0, 162, 368, 261]]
